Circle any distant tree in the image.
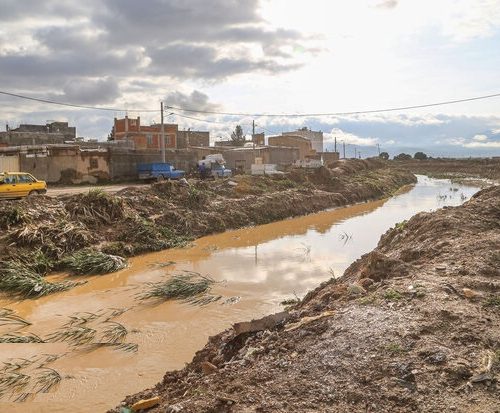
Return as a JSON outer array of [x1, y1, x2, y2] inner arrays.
[[393, 153, 412, 161], [230, 125, 245, 146], [414, 151, 428, 160], [379, 151, 389, 160]]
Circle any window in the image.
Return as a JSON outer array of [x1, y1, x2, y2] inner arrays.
[[19, 174, 35, 183], [4, 175, 17, 184], [146, 134, 153, 146], [89, 158, 98, 169]]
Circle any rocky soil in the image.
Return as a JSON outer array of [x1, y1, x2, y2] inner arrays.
[[0, 159, 415, 284], [112, 184, 500, 413]]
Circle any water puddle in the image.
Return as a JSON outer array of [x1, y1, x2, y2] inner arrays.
[[0, 176, 481, 412]]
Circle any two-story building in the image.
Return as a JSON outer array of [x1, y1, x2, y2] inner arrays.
[[111, 116, 178, 150]]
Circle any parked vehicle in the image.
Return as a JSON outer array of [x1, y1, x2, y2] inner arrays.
[[137, 163, 185, 181], [0, 172, 47, 199], [198, 154, 232, 179]]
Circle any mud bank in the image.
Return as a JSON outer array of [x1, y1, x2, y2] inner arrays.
[[396, 158, 500, 183], [112, 185, 500, 413], [0, 159, 415, 290]]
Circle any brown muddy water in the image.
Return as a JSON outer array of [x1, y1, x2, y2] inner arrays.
[[0, 176, 481, 412]]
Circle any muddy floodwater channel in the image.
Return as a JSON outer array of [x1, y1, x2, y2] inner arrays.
[[0, 176, 482, 412]]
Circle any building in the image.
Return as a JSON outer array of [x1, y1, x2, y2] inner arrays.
[[0, 121, 76, 146], [111, 116, 177, 150], [252, 133, 265, 146], [177, 130, 210, 149], [268, 134, 316, 160], [320, 151, 340, 165], [189, 145, 300, 174], [283, 127, 323, 152]]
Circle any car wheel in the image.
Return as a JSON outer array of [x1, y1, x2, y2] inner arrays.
[[156, 175, 165, 182]]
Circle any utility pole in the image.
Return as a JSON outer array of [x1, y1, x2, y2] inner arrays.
[[334, 136, 337, 153], [354, 146, 357, 159], [252, 120, 256, 161], [342, 141, 346, 159], [377, 143, 381, 155], [160, 101, 166, 163]]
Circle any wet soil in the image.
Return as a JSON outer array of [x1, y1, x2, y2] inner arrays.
[[0, 159, 416, 276], [112, 185, 500, 413], [0, 178, 479, 412], [396, 158, 500, 183]]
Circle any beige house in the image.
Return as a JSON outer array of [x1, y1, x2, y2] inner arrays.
[[268, 135, 316, 160]]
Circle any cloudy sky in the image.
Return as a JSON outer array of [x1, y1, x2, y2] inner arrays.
[[1, 0, 500, 157]]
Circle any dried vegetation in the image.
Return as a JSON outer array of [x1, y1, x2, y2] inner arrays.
[[0, 159, 416, 299]]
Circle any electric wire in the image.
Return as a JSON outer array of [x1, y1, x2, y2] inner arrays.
[[1, 89, 499, 117]]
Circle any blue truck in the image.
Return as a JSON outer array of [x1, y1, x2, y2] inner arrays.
[[137, 163, 185, 181]]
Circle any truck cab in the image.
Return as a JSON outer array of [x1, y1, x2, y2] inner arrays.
[[198, 154, 232, 179], [137, 163, 185, 181]]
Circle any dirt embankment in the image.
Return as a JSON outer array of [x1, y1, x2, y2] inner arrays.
[[395, 158, 500, 183], [112, 185, 500, 413], [0, 159, 415, 283]]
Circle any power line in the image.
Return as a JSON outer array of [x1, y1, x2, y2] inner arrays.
[[166, 92, 500, 117], [1, 89, 500, 117], [0, 90, 158, 112]]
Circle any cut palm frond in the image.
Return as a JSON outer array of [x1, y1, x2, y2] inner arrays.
[[140, 271, 222, 306], [61, 251, 127, 275], [0, 333, 44, 343], [0, 261, 82, 298], [34, 368, 61, 393], [0, 308, 31, 327]]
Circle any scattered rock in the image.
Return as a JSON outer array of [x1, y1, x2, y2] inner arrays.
[[462, 288, 481, 299], [131, 396, 160, 411], [233, 311, 289, 335], [348, 284, 366, 296], [284, 310, 335, 332], [165, 403, 184, 412], [201, 361, 218, 375]]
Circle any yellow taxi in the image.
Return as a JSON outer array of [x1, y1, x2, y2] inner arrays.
[[0, 172, 47, 199]]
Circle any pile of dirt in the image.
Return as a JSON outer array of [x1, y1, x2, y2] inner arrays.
[[0, 160, 416, 283], [111, 185, 500, 412]]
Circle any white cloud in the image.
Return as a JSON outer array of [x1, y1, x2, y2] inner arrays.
[[331, 113, 448, 127], [464, 140, 500, 148], [385, 139, 396, 145], [440, 0, 500, 42], [446, 137, 466, 145], [325, 128, 378, 146], [447, 134, 500, 148]]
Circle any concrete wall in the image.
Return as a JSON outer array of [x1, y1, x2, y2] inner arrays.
[[20, 146, 110, 184], [283, 129, 323, 152], [108, 148, 161, 180], [268, 135, 314, 160], [0, 131, 67, 146], [221, 146, 299, 173], [164, 150, 199, 173], [177, 130, 210, 149], [0, 154, 20, 171], [320, 152, 340, 165]]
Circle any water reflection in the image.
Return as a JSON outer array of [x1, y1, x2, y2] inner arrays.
[[0, 176, 480, 413]]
